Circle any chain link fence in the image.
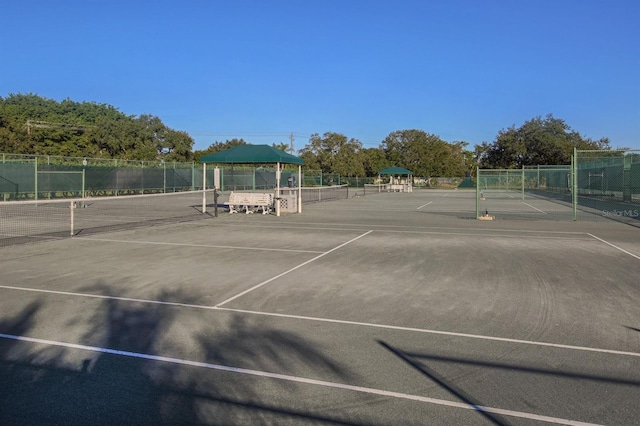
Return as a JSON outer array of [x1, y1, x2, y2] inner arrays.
[[0, 154, 348, 200], [0, 154, 205, 200], [574, 149, 640, 222], [476, 150, 639, 225]]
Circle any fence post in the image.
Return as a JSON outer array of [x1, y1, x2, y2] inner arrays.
[[475, 167, 479, 219], [34, 157, 38, 202], [572, 148, 577, 221], [521, 166, 525, 200], [161, 160, 166, 193], [191, 161, 195, 191], [623, 154, 632, 202]]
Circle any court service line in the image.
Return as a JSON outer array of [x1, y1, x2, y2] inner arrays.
[[222, 221, 588, 235], [310, 207, 425, 212], [1, 284, 638, 359], [370, 229, 592, 241], [210, 223, 594, 241], [416, 201, 433, 210], [587, 233, 640, 261], [0, 333, 599, 426], [214, 230, 374, 307], [75, 237, 324, 254], [522, 202, 547, 214]]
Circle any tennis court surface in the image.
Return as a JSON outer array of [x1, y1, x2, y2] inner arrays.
[[1, 189, 639, 425]]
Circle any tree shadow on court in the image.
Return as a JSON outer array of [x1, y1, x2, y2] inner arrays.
[[0, 291, 171, 425], [1, 281, 367, 425], [377, 340, 511, 426], [190, 315, 361, 424], [378, 339, 640, 426], [0, 301, 87, 425]]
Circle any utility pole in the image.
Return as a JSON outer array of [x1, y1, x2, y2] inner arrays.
[[289, 133, 295, 154]]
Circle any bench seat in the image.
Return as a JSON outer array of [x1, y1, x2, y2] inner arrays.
[[224, 192, 274, 214]]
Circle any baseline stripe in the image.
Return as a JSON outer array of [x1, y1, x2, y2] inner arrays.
[[417, 201, 433, 210], [0, 285, 217, 311], [0, 333, 599, 426]]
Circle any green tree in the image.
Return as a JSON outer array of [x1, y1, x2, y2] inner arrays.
[[162, 130, 194, 161], [193, 138, 248, 160], [476, 114, 611, 168], [0, 93, 194, 161], [299, 132, 365, 176], [381, 130, 469, 177], [361, 147, 390, 176]]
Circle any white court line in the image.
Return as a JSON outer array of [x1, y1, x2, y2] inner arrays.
[[309, 207, 424, 212], [369, 229, 593, 241], [218, 221, 588, 235], [217, 307, 640, 358], [0, 332, 601, 426], [210, 223, 593, 241], [588, 233, 640, 261], [0, 285, 219, 311], [75, 237, 324, 254], [416, 201, 433, 210], [522, 202, 547, 214], [214, 230, 374, 307], [1, 284, 637, 359]]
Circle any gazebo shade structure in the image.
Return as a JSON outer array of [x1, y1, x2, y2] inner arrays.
[[377, 166, 413, 193], [200, 144, 303, 165], [199, 144, 304, 216]]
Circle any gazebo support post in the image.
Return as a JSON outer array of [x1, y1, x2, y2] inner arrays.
[[202, 163, 207, 214], [297, 165, 302, 213], [276, 161, 281, 217]]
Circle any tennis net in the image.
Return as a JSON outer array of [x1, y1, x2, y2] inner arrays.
[[363, 184, 386, 195], [299, 184, 349, 203], [0, 190, 215, 247]]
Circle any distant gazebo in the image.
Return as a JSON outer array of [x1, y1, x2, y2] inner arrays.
[[378, 167, 413, 192]]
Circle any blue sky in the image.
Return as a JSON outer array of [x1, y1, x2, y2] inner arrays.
[[2, 0, 638, 152]]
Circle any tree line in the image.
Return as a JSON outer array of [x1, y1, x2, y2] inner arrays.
[[0, 93, 193, 162], [1, 93, 615, 177]]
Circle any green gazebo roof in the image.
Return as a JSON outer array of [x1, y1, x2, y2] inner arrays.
[[378, 166, 413, 175], [200, 144, 304, 165]]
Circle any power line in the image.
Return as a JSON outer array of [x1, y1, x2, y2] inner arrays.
[[26, 120, 95, 135], [189, 132, 308, 138]]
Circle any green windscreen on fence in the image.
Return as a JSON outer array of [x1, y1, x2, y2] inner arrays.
[[1, 153, 348, 199], [574, 149, 640, 222], [0, 156, 205, 200], [475, 150, 639, 225]]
